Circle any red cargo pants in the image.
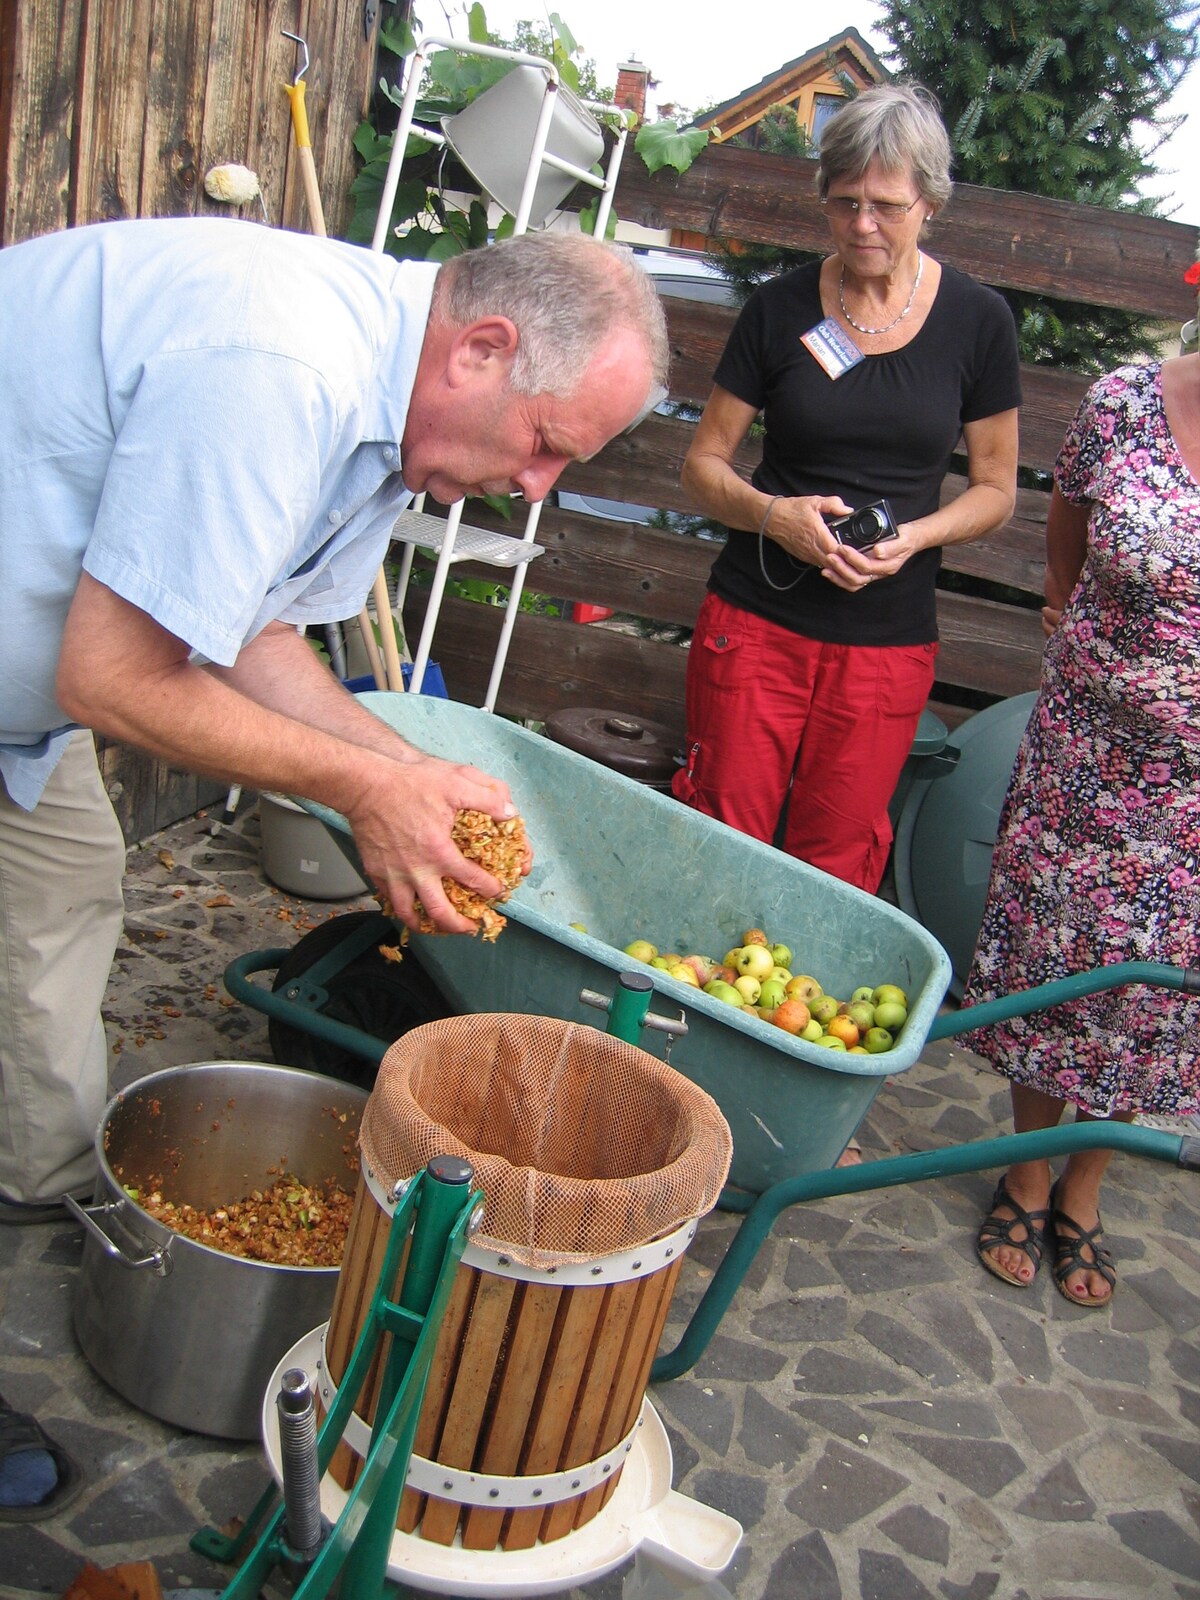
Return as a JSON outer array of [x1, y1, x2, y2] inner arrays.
[[672, 593, 937, 893]]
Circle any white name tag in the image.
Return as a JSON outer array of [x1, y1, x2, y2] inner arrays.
[[800, 317, 865, 379]]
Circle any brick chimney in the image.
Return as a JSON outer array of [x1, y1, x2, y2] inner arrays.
[[615, 57, 655, 124]]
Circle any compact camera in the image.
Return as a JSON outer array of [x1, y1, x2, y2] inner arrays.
[[828, 498, 899, 552]]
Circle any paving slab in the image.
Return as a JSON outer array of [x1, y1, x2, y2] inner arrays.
[[1, 800, 1198, 1600]]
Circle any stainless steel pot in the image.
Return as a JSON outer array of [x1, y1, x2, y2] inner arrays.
[[70, 1061, 367, 1440]]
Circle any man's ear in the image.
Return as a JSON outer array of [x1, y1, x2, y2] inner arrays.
[[446, 316, 519, 386]]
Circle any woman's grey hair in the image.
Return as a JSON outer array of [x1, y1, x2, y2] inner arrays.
[[433, 231, 669, 397], [818, 83, 953, 212]]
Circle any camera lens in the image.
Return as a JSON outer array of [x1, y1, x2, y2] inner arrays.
[[857, 508, 886, 539]]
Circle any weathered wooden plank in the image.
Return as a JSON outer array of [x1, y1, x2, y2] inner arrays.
[[196, 0, 259, 213], [934, 590, 1046, 701], [245, 0, 300, 234], [454, 484, 1049, 619], [403, 579, 1046, 730], [1, 0, 84, 242], [76, 0, 156, 224], [96, 739, 226, 843], [616, 143, 1198, 321], [139, 0, 213, 216], [303, 0, 375, 240]]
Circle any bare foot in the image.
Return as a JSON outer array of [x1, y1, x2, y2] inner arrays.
[[835, 1139, 863, 1168]]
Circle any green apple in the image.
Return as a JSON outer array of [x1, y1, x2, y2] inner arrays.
[[872, 983, 908, 1009], [863, 1026, 894, 1054], [851, 985, 875, 1004], [810, 994, 840, 1026], [815, 1034, 847, 1050], [800, 1018, 825, 1043], [624, 939, 658, 963], [758, 977, 788, 1011], [770, 943, 793, 970], [569, 921, 587, 933], [650, 956, 674, 971], [722, 948, 742, 970], [846, 1000, 876, 1031], [735, 944, 775, 981], [769, 964, 793, 984], [786, 974, 823, 1004], [873, 1000, 907, 1032], [668, 961, 701, 987], [733, 974, 762, 1005], [703, 978, 744, 1007]]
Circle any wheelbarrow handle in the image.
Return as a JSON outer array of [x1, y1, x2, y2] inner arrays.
[[651, 1119, 1198, 1384], [926, 961, 1200, 1042]]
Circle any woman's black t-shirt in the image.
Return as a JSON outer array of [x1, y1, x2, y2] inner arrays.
[[707, 259, 1021, 645]]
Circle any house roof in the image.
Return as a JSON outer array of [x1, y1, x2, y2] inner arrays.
[[696, 27, 889, 139]]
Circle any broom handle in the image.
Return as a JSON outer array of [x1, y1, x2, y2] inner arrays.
[[283, 79, 326, 236], [372, 568, 406, 692]]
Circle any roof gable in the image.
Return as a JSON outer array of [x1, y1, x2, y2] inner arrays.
[[698, 28, 888, 142]]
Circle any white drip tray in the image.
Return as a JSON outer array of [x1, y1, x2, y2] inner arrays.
[[262, 1323, 741, 1597]]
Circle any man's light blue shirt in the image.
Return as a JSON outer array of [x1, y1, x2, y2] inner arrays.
[[0, 217, 437, 808]]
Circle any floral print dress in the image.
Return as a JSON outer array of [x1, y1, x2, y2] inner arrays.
[[962, 363, 1200, 1116]]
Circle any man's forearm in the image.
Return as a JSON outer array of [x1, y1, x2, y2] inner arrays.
[[203, 622, 424, 764]]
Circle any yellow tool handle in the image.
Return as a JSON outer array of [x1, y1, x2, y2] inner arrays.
[[284, 79, 326, 236]]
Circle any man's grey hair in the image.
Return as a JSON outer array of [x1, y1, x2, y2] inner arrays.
[[433, 231, 669, 398], [818, 83, 954, 212]]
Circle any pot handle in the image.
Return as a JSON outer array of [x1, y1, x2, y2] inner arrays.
[[64, 1194, 173, 1277]]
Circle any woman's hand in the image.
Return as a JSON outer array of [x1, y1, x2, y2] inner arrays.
[[817, 513, 919, 592]]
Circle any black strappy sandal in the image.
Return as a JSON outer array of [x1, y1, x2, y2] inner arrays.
[[976, 1176, 1050, 1287], [1049, 1183, 1117, 1309]]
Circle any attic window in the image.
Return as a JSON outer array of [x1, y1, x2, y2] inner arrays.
[[811, 93, 844, 146]]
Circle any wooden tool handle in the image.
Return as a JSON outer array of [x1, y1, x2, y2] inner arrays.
[[284, 81, 326, 236]]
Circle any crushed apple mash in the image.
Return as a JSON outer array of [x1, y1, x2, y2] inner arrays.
[[380, 809, 529, 945], [129, 1174, 354, 1267]]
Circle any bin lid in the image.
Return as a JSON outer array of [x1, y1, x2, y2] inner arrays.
[[910, 707, 949, 758], [544, 708, 683, 785], [892, 692, 1037, 999]]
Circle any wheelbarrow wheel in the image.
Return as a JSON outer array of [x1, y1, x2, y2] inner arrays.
[[268, 912, 454, 1091]]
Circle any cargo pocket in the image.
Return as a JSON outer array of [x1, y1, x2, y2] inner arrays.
[[694, 623, 750, 695]]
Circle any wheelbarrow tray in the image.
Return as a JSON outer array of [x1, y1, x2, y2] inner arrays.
[[301, 693, 953, 1193]]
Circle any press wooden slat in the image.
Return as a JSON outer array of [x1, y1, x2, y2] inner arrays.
[[324, 1179, 382, 1376], [539, 1278, 641, 1542], [462, 1282, 562, 1550], [396, 1264, 477, 1533], [418, 1271, 517, 1545], [503, 1284, 607, 1550], [592, 1259, 683, 1518]]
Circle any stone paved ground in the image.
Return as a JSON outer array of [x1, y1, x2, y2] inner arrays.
[[2, 801, 1199, 1600]]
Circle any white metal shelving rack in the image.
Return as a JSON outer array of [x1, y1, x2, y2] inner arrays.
[[369, 37, 633, 709]]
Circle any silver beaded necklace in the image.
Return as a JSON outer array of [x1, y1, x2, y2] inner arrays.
[[839, 253, 924, 336]]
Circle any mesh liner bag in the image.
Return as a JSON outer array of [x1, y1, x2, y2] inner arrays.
[[360, 1013, 732, 1268]]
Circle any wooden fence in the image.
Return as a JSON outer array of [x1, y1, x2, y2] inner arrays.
[[409, 141, 1198, 737]]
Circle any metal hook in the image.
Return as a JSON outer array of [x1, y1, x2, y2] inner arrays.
[[281, 28, 309, 86]]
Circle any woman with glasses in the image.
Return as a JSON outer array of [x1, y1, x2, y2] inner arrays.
[[674, 82, 1020, 900]]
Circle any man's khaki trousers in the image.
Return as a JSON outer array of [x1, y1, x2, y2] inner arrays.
[[0, 731, 126, 1203]]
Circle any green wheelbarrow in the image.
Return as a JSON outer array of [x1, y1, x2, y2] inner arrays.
[[225, 695, 1200, 1379]]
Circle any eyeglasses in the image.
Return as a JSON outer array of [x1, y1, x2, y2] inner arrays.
[[821, 196, 921, 223]]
